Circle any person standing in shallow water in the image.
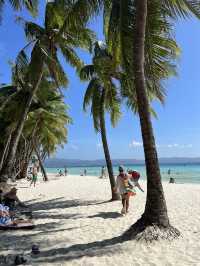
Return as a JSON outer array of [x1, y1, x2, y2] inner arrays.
[[64, 167, 68, 176], [114, 166, 136, 216], [168, 169, 171, 176]]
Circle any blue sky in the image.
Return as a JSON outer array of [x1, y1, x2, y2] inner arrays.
[[0, 2, 200, 159]]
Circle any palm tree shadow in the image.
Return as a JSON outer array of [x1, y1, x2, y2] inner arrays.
[[25, 197, 106, 212], [87, 212, 122, 219], [34, 234, 128, 264]]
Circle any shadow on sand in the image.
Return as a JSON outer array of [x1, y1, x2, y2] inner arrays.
[[33, 235, 126, 264], [25, 197, 110, 212], [2, 197, 126, 264], [87, 212, 122, 219]]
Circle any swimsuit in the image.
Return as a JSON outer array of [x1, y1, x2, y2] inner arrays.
[[32, 174, 37, 181]]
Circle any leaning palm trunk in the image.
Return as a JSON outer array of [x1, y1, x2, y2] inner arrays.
[[99, 88, 120, 201], [124, 0, 180, 241], [0, 133, 12, 172], [0, 48, 44, 182], [34, 146, 48, 181]]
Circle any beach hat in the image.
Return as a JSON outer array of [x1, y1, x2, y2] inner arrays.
[[118, 165, 124, 172]]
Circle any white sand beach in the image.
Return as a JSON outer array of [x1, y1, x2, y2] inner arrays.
[[1, 174, 200, 266]]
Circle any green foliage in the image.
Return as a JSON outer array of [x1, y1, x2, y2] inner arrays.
[[103, 0, 180, 114], [0, 0, 38, 22], [80, 41, 121, 132], [19, 0, 97, 91], [163, 0, 200, 19]]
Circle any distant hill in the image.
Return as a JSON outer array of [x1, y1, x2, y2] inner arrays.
[[44, 157, 200, 168]]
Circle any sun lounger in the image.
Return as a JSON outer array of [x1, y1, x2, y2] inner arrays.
[[0, 223, 35, 230]]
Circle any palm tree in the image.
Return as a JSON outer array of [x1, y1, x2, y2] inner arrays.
[[0, 0, 38, 22], [0, 68, 71, 181], [23, 89, 71, 181], [120, 0, 200, 239], [0, 1, 94, 182], [80, 41, 121, 201]]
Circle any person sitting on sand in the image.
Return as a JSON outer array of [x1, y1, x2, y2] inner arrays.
[[59, 169, 64, 176], [114, 166, 136, 216], [3, 187, 26, 211], [0, 203, 13, 226], [0, 203, 30, 227], [128, 169, 144, 192]]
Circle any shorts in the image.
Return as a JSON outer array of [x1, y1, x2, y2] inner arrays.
[[32, 175, 37, 181]]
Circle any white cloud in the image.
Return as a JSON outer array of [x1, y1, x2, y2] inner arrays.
[[129, 140, 193, 149], [129, 140, 143, 148], [157, 143, 193, 149]]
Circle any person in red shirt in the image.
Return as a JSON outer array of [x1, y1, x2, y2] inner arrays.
[[128, 169, 144, 192]]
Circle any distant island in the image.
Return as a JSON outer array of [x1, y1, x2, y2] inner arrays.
[[44, 157, 200, 168]]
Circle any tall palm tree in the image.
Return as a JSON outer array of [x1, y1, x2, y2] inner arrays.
[[0, 1, 94, 182], [122, 0, 200, 239], [80, 41, 121, 201]]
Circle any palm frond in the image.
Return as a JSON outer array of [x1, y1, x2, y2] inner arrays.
[[24, 22, 45, 41], [60, 45, 83, 71], [163, 0, 200, 19], [83, 78, 100, 111], [79, 65, 95, 81]]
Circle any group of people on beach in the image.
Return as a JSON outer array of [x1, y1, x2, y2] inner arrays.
[[58, 168, 68, 176], [115, 166, 144, 216]]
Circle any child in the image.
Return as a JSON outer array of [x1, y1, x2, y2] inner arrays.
[[128, 169, 144, 192], [115, 166, 136, 216]]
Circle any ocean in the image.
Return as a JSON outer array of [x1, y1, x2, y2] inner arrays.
[[46, 164, 200, 184]]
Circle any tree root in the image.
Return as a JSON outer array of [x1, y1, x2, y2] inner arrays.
[[122, 218, 181, 243]]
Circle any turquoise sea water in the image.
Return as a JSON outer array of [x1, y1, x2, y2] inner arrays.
[[46, 164, 200, 184]]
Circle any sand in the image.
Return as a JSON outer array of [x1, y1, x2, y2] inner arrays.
[[0, 174, 200, 266]]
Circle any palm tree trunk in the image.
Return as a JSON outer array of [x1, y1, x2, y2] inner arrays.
[[0, 48, 44, 182], [34, 147, 48, 181], [0, 133, 12, 172], [124, 0, 180, 240], [99, 88, 120, 201]]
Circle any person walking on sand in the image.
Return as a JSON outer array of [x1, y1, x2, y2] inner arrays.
[[114, 166, 136, 216], [30, 165, 38, 187], [100, 166, 106, 178]]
